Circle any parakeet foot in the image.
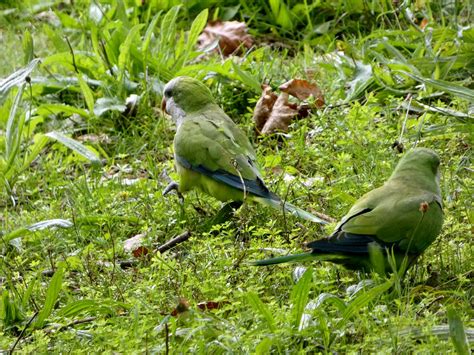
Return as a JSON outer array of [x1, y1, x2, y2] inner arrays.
[[162, 181, 184, 202]]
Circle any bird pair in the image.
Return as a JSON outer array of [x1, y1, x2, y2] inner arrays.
[[161, 76, 443, 275]]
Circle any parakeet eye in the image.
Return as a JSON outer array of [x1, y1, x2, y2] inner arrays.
[[164, 87, 173, 98]]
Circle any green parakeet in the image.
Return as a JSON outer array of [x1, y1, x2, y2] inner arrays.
[[252, 148, 443, 273], [161, 76, 327, 224]]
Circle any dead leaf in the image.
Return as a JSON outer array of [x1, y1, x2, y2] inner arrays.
[[197, 301, 229, 311], [170, 298, 190, 317], [252, 84, 278, 133], [279, 79, 324, 107], [123, 233, 149, 257], [420, 18, 429, 30], [198, 20, 253, 56], [261, 92, 298, 134]]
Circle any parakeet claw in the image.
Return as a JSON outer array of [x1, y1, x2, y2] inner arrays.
[[162, 181, 183, 201]]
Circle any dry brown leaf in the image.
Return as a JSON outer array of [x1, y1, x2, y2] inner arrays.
[[261, 92, 298, 134], [252, 84, 278, 133], [197, 301, 230, 311], [170, 298, 190, 317], [420, 18, 429, 30], [279, 79, 325, 107], [198, 20, 253, 56], [123, 233, 149, 258]]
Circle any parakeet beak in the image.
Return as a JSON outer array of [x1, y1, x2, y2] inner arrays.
[[161, 97, 167, 114]]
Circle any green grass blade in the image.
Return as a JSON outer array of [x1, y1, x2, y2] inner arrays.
[[22, 30, 34, 65], [45, 131, 102, 166], [447, 307, 470, 355]]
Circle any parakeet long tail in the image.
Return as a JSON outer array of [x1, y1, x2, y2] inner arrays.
[[255, 197, 328, 224], [250, 252, 316, 266]]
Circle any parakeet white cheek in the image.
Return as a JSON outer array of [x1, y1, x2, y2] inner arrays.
[[166, 98, 186, 126]]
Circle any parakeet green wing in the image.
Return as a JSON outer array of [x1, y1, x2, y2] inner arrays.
[[163, 76, 328, 224]]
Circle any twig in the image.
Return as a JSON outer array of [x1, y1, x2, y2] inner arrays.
[[156, 231, 191, 254], [65, 36, 79, 74], [165, 323, 169, 355], [9, 310, 39, 353], [65, 316, 97, 328]]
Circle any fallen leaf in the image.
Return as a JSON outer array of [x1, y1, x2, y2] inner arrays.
[[132, 246, 149, 258], [197, 301, 229, 311], [279, 79, 324, 107], [261, 92, 298, 134], [252, 85, 278, 133], [420, 18, 429, 30], [170, 298, 190, 317], [123, 233, 149, 257], [198, 20, 253, 56]]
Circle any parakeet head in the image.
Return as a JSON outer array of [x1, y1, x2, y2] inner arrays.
[[393, 148, 441, 180], [161, 76, 216, 120]]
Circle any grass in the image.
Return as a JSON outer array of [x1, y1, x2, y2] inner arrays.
[[0, 0, 473, 352]]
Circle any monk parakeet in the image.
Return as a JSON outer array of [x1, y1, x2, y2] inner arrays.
[[252, 148, 443, 273], [161, 76, 327, 224]]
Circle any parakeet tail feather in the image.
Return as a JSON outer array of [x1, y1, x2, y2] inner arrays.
[[250, 253, 316, 266], [255, 197, 328, 224]]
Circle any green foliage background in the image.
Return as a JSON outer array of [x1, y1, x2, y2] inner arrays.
[[0, 0, 472, 352]]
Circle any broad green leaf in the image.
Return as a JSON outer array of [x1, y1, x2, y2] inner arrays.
[[232, 62, 261, 93], [338, 279, 393, 327], [0, 58, 39, 101], [33, 262, 65, 329], [3, 219, 73, 243], [142, 11, 162, 55], [117, 24, 144, 83], [1, 291, 24, 325], [28, 219, 73, 231], [399, 71, 474, 102], [255, 337, 273, 354], [77, 74, 95, 115], [58, 299, 119, 317], [345, 61, 374, 101], [315, 293, 347, 312], [94, 97, 126, 116], [45, 131, 102, 166], [290, 267, 312, 329], [186, 9, 208, 54], [5, 85, 25, 163], [36, 103, 89, 118], [245, 292, 276, 332], [19, 134, 50, 174]]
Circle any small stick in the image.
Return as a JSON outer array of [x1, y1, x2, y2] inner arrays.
[[156, 231, 191, 254], [10, 311, 39, 353]]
